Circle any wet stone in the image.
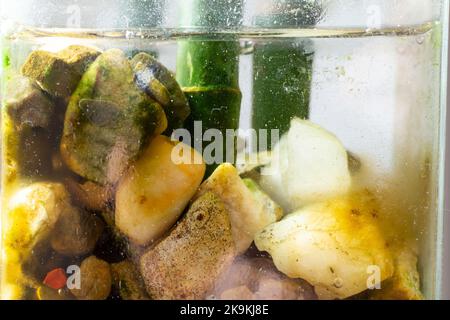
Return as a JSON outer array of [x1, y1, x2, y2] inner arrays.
[[50, 208, 104, 257], [21, 45, 100, 98], [4, 75, 55, 130], [140, 192, 235, 300], [60, 49, 167, 185], [131, 52, 190, 132]]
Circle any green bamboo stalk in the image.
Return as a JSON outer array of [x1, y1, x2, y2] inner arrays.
[[252, 0, 323, 149], [177, 0, 243, 176]]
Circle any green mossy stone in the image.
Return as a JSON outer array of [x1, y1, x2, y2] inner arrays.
[[4, 75, 55, 130], [21, 45, 100, 98], [131, 52, 190, 133], [61, 49, 164, 185], [58, 45, 101, 75]]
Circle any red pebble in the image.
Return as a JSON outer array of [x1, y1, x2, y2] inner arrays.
[[43, 268, 67, 290]]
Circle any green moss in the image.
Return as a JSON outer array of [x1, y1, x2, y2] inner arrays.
[[3, 52, 11, 69], [1, 43, 13, 88], [60, 49, 165, 185], [243, 177, 259, 192], [131, 52, 190, 133]]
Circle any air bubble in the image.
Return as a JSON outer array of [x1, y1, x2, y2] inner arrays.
[[416, 36, 425, 45], [240, 41, 255, 55], [333, 277, 344, 289]]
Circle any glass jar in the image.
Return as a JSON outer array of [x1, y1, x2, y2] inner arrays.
[[0, 0, 448, 300]]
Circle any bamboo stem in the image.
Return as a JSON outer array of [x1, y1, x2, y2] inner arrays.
[[252, 0, 323, 149], [177, 0, 243, 176]]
